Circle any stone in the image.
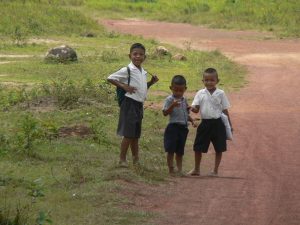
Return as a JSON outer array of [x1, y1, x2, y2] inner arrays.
[[156, 46, 169, 56], [172, 53, 187, 61], [45, 45, 77, 63]]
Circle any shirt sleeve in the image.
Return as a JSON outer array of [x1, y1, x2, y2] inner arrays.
[[163, 96, 173, 111], [221, 92, 230, 110], [191, 91, 201, 106], [107, 67, 128, 84]]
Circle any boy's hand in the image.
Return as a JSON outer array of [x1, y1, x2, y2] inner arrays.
[[172, 99, 181, 107], [124, 85, 137, 94], [190, 106, 199, 113], [191, 120, 197, 128], [150, 75, 159, 85]]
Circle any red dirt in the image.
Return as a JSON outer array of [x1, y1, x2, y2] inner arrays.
[[103, 19, 300, 225]]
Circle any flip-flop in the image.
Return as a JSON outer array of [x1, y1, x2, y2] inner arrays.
[[208, 171, 218, 177], [187, 169, 200, 176]]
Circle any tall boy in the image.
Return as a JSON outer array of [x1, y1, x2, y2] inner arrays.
[[189, 68, 233, 176], [107, 43, 158, 166], [163, 75, 195, 175]]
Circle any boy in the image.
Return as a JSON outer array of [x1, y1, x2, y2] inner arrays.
[[189, 68, 233, 176], [163, 75, 195, 175], [107, 43, 159, 167]]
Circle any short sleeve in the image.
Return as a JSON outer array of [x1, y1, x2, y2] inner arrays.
[[163, 96, 173, 111], [107, 67, 128, 84], [192, 91, 201, 106], [221, 92, 230, 110]]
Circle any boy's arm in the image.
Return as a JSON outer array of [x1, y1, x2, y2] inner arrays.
[[188, 115, 197, 127], [162, 99, 181, 116], [107, 79, 136, 94], [222, 109, 233, 131], [190, 105, 200, 113], [147, 74, 159, 89]]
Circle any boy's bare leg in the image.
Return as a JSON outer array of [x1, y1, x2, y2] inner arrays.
[[175, 154, 183, 173], [188, 151, 201, 175], [213, 152, 222, 174], [130, 138, 139, 164], [167, 153, 175, 174], [194, 151, 202, 172], [120, 137, 132, 163]]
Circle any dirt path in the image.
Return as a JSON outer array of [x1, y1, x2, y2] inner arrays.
[[103, 19, 300, 225]]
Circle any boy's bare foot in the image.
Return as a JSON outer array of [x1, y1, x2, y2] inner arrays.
[[187, 169, 200, 176], [175, 171, 186, 177], [168, 166, 175, 174], [118, 161, 128, 168], [208, 171, 218, 177]]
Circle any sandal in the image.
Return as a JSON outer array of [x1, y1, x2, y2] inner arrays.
[[187, 169, 200, 176]]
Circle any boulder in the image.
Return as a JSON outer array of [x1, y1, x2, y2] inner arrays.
[[45, 45, 77, 63], [155, 46, 169, 56], [172, 53, 187, 61]]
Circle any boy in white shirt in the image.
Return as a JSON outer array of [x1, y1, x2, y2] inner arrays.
[[188, 68, 233, 176], [107, 43, 159, 167]]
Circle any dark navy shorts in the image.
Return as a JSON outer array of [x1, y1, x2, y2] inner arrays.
[[193, 118, 227, 153], [164, 123, 189, 156], [117, 97, 143, 138]]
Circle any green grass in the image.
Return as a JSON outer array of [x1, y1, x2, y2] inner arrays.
[[0, 1, 246, 224], [85, 0, 300, 37], [2, 0, 299, 40]]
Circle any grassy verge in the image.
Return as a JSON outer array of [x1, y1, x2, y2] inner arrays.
[[83, 0, 300, 38], [0, 1, 246, 224]]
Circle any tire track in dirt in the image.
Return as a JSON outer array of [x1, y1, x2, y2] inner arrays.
[[103, 19, 300, 225]]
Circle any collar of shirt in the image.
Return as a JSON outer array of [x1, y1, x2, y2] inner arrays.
[[125, 62, 148, 103], [128, 62, 147, 76]]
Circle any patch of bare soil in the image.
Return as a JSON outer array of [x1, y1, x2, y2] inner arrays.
[[58, 125, 93, 138], [103, 19, 300, 225]]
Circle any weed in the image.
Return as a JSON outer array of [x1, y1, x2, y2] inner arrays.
[[90, 118, 110, 147], [16, 113, 40, 155], [36, 211, 52, 225], [11, 25, 27, 46], [101, 49, 120, 63], [0, 204, 29, 225]]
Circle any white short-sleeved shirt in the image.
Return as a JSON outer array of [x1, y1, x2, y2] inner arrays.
[[107, 62, 148, 103], [192, 88, 230, 119]]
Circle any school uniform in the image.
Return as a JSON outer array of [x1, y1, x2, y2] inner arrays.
[[107, 62, 148, 138], [192, 88, 230, 153], [163, 95, 189, 156]]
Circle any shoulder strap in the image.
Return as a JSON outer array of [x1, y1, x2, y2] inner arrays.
[[127, 66, 131, 85]]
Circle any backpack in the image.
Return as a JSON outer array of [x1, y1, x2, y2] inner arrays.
[[116, 66, 131, 106]]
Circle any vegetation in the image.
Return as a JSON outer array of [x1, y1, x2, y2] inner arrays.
[[0, 1, 247, 224], [84, 0, 300, 37]]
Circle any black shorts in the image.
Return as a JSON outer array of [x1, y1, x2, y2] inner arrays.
[[164, 123, 189, 156], [193, 118, 227, 153], [117, 97, 143, 138]]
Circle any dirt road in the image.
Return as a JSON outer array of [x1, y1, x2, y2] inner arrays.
[[103, 19, 300, 225]]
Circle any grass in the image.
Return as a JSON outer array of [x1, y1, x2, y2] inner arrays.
[[82, 0, 300, 38], [0, 1, 246, 224]]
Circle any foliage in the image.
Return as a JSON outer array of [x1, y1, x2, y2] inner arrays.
[[84, 0, 300, 37]]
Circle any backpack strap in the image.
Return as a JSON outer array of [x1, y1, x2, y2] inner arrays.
[[126, 66, 131, 85]]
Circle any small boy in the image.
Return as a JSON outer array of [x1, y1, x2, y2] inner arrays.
[[163, 75, 195, 175], [189, 68, 233, 176], [107, 43, 159, 166]]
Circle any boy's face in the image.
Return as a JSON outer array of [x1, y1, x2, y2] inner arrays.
[[129, 48, 146, 67], [170, 84, 187, 98], [202, 72, 219, 90]]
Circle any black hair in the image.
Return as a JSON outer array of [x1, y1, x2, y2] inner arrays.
[[130, 43, 146, 53], [171, 75, 186, 86], [203, 67, 218, 79]]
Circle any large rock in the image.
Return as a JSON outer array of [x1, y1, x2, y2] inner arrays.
[[155, 46, 169, 56], [172, 53, 187, 61], [45, 45, 77, 63]]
